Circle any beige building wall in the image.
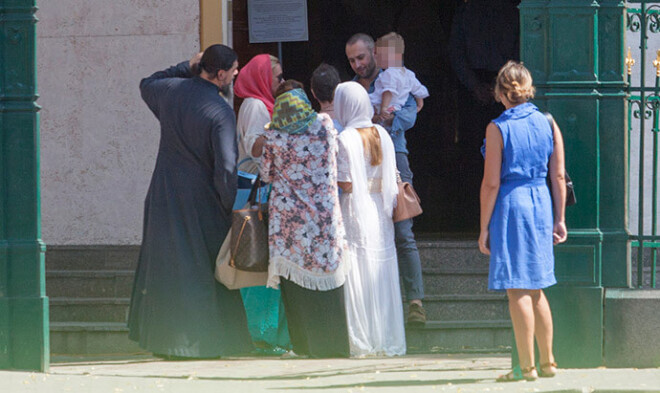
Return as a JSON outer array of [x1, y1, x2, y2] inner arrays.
[[37, 1, 201, 245]]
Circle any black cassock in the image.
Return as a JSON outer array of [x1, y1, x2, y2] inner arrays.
[[128, 61, 253, 357]]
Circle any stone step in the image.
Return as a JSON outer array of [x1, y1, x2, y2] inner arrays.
[[47, 270, 492, 299], [48, 294, 507, 325], [49, 320, 510, 355], [419, 294, 509, 321], [46, 245, 140, 271], [406, 320, 512, 353], [46, 270, 134, 298], [417, 239, 488, 271], [50, 322, 146, 355], [422, 269, 491, 295], [44, 241, 485, 272], [45, 240, 512, 355], [50, 298, 130, 323]]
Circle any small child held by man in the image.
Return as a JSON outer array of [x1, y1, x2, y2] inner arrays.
[[369, 32, 429, 135]]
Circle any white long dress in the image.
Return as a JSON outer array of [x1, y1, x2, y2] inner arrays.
[[337, 126, 406, 357]]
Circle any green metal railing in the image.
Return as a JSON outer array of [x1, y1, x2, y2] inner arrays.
[[627, 0, 660, 288]]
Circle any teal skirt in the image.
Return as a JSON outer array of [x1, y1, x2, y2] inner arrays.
[[236, 170, 291, 354]]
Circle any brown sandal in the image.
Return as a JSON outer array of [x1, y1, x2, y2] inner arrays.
[[539, 362, 557, 378], [496, 366, 538, 382]]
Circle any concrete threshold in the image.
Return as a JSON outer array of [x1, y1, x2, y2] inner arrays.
[[2, 353, 659, 393]]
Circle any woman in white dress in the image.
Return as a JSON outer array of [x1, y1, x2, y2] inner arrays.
[[334, 81, 406, 357]]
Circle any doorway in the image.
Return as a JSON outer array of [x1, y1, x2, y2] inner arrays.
[[232, 0, 520, 236]]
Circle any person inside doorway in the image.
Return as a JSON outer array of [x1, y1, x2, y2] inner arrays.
[[448, 0, 520, 231], [345, 33, 426, 326]]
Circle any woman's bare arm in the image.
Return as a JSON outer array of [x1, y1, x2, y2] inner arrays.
[[479, 122, 503, 255], [548, 119, 567, 244]]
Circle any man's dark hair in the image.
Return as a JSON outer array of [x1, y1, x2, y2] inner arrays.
[[310, 63, 341, 103], [346, 33, 375, 52], [274, 79, 305, 98], [194, 44, 237, 76]]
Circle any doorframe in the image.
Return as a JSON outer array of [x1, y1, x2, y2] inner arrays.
[[200, 0, 230, 47]]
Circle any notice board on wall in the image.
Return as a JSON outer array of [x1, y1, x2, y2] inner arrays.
[[247, 0, 309, 43]]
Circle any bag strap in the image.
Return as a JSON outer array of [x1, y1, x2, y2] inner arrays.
[[543, 112, 555, 134], [230, 215, 252, 267], [237, 157, 255, 174], [246, 174, 262, 205], [544, 112, 574, 195], [238, 157, 252, 167]]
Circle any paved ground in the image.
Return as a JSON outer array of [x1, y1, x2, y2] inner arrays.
[[1, 354, 659, 393]]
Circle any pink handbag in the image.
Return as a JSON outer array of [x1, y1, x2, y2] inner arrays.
[[393, 181, 422, 223]]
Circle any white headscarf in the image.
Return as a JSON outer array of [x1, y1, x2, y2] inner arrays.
[[334, 82, 398, 244], [335, 81, 374, 130]]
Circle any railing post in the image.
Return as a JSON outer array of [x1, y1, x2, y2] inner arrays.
[[598, 0, 631, 289], [520, 0, 629, 367], [0, 0, 49, 371]]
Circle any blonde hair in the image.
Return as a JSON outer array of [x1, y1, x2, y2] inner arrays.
[[269, 55, 280, 74], [356, 127, 383, 166], [376, 32, 404, 53], [494, 61, 535, 105]]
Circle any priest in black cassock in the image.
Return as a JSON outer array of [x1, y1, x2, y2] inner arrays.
[[128, 45, 253, 358]]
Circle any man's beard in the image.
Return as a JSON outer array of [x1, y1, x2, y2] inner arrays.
[[358, 58, 378, 79], [219, 83, 232, 97]]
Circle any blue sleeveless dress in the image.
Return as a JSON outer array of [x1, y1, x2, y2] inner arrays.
[[486, 102, 557, 291]]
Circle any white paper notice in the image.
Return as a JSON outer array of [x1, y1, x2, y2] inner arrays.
[[248, 0, 309, 43]]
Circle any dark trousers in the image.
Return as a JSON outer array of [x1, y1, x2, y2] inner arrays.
[[279, 278, 350, 358]]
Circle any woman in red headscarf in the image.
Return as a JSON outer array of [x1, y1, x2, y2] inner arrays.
[[234, 54, 284, 173], [231, 54, 290, 355]]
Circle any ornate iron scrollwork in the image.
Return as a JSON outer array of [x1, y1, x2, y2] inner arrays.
[[630, 99, 653, 120], [628, 11, 643, 32], [645, 96, 660, 112], [627, 5, 660, 33], [648, 6, 660, 32]]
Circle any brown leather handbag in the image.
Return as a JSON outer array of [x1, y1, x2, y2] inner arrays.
[[215, 228, 268, 289], [393, 179, 423, 223], [229, 176, 269, 272]]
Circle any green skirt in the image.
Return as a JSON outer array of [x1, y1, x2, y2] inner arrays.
[[240, 286, 291, 354]]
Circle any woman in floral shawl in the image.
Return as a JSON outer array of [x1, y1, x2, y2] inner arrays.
[[261, 85, 350, 358]]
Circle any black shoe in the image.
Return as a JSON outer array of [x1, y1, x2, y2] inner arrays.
[[406, 303, 427, 327]]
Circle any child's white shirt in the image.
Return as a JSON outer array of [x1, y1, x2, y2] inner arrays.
[[369, 67, 429, 112]]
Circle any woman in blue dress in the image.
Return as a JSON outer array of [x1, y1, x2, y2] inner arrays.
[[479, 61, 567, 381]]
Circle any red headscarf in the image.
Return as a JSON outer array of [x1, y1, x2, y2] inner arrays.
[[234, 54, 275, 116]]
